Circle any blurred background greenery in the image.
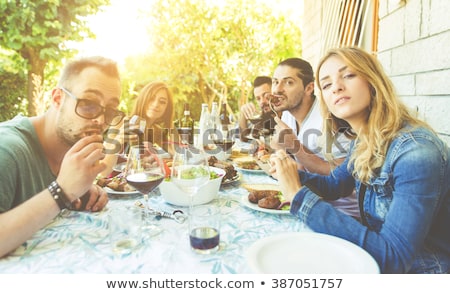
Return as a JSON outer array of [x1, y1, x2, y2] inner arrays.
[[0, 0, 302, 123]]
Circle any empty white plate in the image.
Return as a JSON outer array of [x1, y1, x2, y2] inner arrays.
[[246, 232, 380, 274]]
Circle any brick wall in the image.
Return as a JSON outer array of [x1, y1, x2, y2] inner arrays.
[[302, 0, 450, 144]]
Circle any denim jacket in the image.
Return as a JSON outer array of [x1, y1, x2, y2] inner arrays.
[[291, 126, 450, 274]]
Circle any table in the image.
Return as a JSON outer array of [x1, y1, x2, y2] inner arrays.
[[0, 170, 307, 274]]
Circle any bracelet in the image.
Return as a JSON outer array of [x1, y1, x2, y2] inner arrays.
[[48, 181, 71, 210]]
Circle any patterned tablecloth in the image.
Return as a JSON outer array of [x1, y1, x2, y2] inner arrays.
[[0, 170, 308, 274]]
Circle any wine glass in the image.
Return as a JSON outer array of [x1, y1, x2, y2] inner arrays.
[[125, 143, 166, 237], [170, 144, 210, 213], [245, 110, 274, 142], [247, 114, 264, 140]]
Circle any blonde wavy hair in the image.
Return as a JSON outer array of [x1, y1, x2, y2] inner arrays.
[[316, 47, 429, 184]]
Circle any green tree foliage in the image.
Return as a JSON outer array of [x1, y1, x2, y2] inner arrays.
[[0, 0, 110, 117], [0, 50, 27, 121], [124, 0, 302, 120]]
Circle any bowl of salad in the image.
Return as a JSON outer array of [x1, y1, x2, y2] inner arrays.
[[159, 166, 225, 206]]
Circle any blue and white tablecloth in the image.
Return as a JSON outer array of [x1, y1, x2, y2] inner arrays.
[[0, 171, 307, 274]]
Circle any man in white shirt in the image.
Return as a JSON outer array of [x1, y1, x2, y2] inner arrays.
[[270, 58, 359, 218]]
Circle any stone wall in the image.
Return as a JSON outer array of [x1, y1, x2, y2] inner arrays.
[[302, 0, 450, 144]]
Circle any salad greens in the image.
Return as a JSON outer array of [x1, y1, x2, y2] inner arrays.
[[165, 169, 222, 181], [180, 167, 209, 179]]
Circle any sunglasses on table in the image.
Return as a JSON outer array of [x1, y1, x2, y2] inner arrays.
[[60, 87, 125, 126]]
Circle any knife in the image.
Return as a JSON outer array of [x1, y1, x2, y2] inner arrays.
[[256, 159, 271, 175]]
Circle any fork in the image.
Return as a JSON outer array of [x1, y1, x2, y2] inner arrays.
[[266, 94, 280, 119]]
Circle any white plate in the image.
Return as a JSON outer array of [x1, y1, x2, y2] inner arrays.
[[246, 232, 380, 274], [104, 187, 140, 196], [241, 195, 290, 214], [236, 167, 265, 174]]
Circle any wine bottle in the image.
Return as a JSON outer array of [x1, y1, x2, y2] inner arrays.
[[178, 103, 194, 145]]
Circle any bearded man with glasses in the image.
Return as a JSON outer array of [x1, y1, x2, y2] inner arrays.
[[0, 56, 123, 258]]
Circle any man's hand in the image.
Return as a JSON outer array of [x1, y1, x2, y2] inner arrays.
[[57, 135, 107, 202], [270, 116, 300, 153], [72, 184, 108, 212], [240, 103, 259, 120]]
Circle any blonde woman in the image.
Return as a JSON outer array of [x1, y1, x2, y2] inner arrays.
[[270, 47, 449, 273]]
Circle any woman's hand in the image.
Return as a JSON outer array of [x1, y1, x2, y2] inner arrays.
[[269, 149, 303, 202]]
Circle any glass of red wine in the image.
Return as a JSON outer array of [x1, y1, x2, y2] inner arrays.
[[125, 143, 166, 237]]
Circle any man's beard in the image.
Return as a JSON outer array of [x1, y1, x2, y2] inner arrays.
[[56, 126, 81, 147], [284, 91, 306, 113], [56, 113, 103, 146]]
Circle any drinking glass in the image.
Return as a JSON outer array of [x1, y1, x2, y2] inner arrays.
[[125, 143, 166, 237], [189, 204, 221, 254], [247, 114, 264, 140], [170, 144, 210, 213]]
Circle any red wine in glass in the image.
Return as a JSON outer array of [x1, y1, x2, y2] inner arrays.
[[190, 227, 220, 251], [126, 172, 164, 195]]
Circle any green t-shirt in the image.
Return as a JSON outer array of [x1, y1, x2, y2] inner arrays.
[[0, 115, 55, 212]]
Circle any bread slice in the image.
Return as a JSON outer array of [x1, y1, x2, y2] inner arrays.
[[233, 156, 261, 170], [233, 156, 256, 164], [242, 183, 281, 192]]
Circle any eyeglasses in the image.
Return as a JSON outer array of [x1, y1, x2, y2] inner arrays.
[[60, 87, 125, 126]]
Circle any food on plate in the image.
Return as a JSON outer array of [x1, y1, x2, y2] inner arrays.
[[258, 195, 281, 209], [233, 156, 260, 170], [97, 174, 135, 192], [208, 156, 238, 182], [255, 144, 271, 160], [248, 190, 279, 204], [243, 183, 280, 193], [258, 153, 271, 163], [240, 161, 260, 170], [243, 184, 290, 211]]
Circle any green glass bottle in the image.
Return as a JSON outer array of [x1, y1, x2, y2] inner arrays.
[[178, 103, 194, 144]]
